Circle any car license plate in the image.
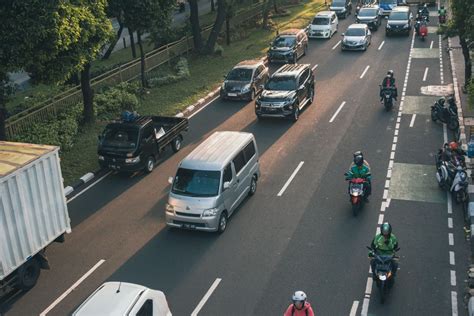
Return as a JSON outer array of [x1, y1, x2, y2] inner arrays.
[[109, 165, 120, 170], [183, 223, 196, 229], [228, 93, 237, 97]]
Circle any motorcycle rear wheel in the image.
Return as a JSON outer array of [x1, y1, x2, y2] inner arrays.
[[431, 110, 438, 122], [352, 201, 361, 216], [448, 119, 459, 131]]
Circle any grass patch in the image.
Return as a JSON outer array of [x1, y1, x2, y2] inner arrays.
[[32, 0, 326, 186]]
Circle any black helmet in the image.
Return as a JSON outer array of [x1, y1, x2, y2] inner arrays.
[[387, 70, 394, 77], [447, 96, 456, 106], [381, 222, 392, 236], [353, 151, 364, 167]]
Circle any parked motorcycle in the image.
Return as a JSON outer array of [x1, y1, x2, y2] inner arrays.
[[367, 246, 400, 304], [431, 97, 459, 131], [380, 86, 395, 111], [435, 160, 455, 191], [450, 165, 469, 203], [345, 175, 367, 216]]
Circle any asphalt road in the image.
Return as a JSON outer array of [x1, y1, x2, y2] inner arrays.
[[2, 5, 469, 316]]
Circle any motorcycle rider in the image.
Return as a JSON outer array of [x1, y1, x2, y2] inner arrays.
[[420, 3, 430, 21], [284, 291, 315, 316], [346, 151, 371, 201], [380, 70, 398, 102], [369, 222, 399, 280], [438, 5, 446, 18]]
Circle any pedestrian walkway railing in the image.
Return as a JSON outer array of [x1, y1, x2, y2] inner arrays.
[[5, 2, 264, 139]]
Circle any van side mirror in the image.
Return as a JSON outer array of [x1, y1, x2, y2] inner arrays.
[[168, 177, 174, 184], [223, 181, 231, 190]]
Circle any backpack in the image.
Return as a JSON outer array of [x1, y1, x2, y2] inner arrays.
[[291, 305, 309, 316]]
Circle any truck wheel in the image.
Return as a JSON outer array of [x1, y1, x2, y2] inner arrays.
[[171, 136, 183, 153], [16, 258, 40, 291], [145, 156, 155, 173]]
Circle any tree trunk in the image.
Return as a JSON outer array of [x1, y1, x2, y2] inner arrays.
[[0, 105, 6, 141], [262, 0, 271, 29], [273, 0, 279, 14], [129, 30, 137, 58], [205, 0, 226, 53], [102, 22, 124, 60], [137, 31, 147, 88], [189, 0, 203, 51], [460, 36, 472, 88], [211, 0, 215, 11], [226, 15, 230, 45], [80, 63, 95, 124]]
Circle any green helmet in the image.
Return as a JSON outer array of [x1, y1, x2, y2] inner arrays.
[[381, 222, 392, 236]]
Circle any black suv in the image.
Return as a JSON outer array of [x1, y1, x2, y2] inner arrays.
[[330, 0, 352, 18], [255, 64, 315, 122], [267, 29, 308, 64], [356, 5, 382, 30], [220, 59, 269, 101], [386, 6, 412, 36]]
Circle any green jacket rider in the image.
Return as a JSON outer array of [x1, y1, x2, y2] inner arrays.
[[370, 222, 399, 279], [346, 151, 372, 199], [438, 6, 446, 16]]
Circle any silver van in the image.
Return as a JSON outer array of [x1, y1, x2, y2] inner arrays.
[[165, 131, 260, 233]]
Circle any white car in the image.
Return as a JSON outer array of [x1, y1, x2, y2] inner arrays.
[[307, 11, 338, 39], [341, 24, 372, 51]]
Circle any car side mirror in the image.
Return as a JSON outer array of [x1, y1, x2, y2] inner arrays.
[[341, 33, 345, 36], [168, 176, 174, 184], [223, 181, 231, 190], [299, 85, 305, 91]]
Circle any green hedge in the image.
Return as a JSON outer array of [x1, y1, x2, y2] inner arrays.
[[94, 82, 140, 120], [148, 58, 190, 87]]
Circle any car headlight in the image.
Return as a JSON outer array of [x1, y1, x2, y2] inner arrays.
[[202, 208, 218, 217], [98, 155, 105, 161], [404, 23, 409, 28], [241, 84, 251, 93], [165, 203, 175, 214], [387, 24, 392, 28], [340, 8, 346, 12], [125, 156, 140, 164], [221, 82, 226, 90]]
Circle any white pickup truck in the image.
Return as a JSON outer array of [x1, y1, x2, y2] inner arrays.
[[0, 141, 71, 296]]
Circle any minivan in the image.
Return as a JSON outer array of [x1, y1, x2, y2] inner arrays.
[[307, 11, 338, 39], [386, 6, 412, 36], [165, 131, 260, 233]]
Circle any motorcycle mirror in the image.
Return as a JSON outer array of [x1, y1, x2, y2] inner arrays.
[[366, 246, 372, 250], [395, 247, 400, 251]]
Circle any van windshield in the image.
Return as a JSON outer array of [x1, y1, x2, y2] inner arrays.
[[172, 168, 221, 197], [101, 125, 138, 150], [312, 17, 330, 25], [389, 12, 408, 20]]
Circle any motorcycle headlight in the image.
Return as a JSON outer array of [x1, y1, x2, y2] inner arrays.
[[378, 273, 387, 281], [460, 172, 467, 181], [202, 208, 218, 217], [98, 155, 105, 161], [241, 84, 251, 93], [125, 156, 140, 164], [165, 203, 175, 214]]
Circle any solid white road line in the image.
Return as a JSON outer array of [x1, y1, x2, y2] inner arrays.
[[277, 161, 304, 196], [378, 41, 385, 50], [189, 95, 220, 119], [312, 64, 319, 71], [40, 260, 106, 316], [423, 67, 429, 81], [409, 114, 416, 127], [332, 40, 341, 50], [67, 171, 112, 203], [349, 300, 359, 316], [360, 65, 370, 79], [329, 101, 346, 123], [430, 40, 434, 49], [191, 278, 222, 316]]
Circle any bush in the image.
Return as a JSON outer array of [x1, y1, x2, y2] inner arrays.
[[214, 44, 224, 56], [94, 82, 140, 120], [148, 58, 190, 88]]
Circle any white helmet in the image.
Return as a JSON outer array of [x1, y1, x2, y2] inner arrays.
[[292, 291, 307, 303]]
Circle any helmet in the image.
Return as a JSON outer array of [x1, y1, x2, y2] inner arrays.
[[447, 96, 456, 106], [387, 70, 394, 77], [424, 3, 427, 8], [449, 141, 459, 151], [353, 151, 364, 167], [441, 5, 444, 8], [380, 222, 392, 237], [292, 291, 307, 309]]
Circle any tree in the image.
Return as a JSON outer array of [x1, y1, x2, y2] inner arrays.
[[103, 0, 126, 60], [205, 0, 227, 53], [148, 0, 176, 48], [123, 0, 169, 87], [189, 0, 204, 51], [440, 0, 474, 89], [0, 0, 112, 138]]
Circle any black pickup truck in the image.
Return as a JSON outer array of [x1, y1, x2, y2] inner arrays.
[[98, 115, 189, 173]]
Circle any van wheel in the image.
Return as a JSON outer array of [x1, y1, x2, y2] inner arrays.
[[292, 106, 300, 122], [248, 176, 257, 196], [171, 136, 183, 152], [217, 211, 228, 234], [145, 156, 155, 173], [16, 258, 40, 291]]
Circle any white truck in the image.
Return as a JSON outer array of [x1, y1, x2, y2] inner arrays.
[[0, 141, 71, 295]]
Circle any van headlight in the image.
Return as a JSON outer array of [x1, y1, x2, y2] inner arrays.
[[98, 155, 105, 161], [202, 208, 218, 217], [165, 203, 175, 214], [241, 84, 251, 93], [125, 156, 140, 164]]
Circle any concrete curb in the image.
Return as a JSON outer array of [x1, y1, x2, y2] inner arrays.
[[64, 168, 104, 198]]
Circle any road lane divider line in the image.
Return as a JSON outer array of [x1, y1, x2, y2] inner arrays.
[[349, 300, 359, 316], [409, 114, 416, 127], [423, 67, 429, 81], [449, 233, 454, 246], [448, 217, 453, 228], [40, 259, 106, 316], [360, 65, 370, 79], [189, 95, 220, 119], [329, 101, 346, 123], [450, 270, 456, 286], [277, 161, 304, 196], [439, 35, 444, 84], [312, 64, 319, 71], [332, 40, 341, 50], [67, 171, 112, 204], [451, 291, 458, 316], [378, 41, 385, 50], [449, 251, 455, 265], [191, 278, 222, 316], [430, 40, 434, 49], [378, 214, 384, 225]]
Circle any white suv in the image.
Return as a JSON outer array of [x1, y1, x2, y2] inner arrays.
[[308, 11, 338, 39]]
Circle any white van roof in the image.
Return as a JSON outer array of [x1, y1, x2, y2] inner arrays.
[[73, 282, 170, 316], [315, 11, 334, 17], [180, 131, 254, 171]]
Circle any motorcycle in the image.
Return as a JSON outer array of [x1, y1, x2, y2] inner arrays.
[[367, 246, 400, 304], [418, 23, 428, 41], [431, 97, 459, 131], [450, 165, 469, 203], [380, 85, 395, 111], [439, 14, 446, 24], [435, 160, 455, 191], [345, 175, 368, 216]]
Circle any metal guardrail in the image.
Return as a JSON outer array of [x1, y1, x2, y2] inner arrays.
[[5, 3, 264, 139]]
